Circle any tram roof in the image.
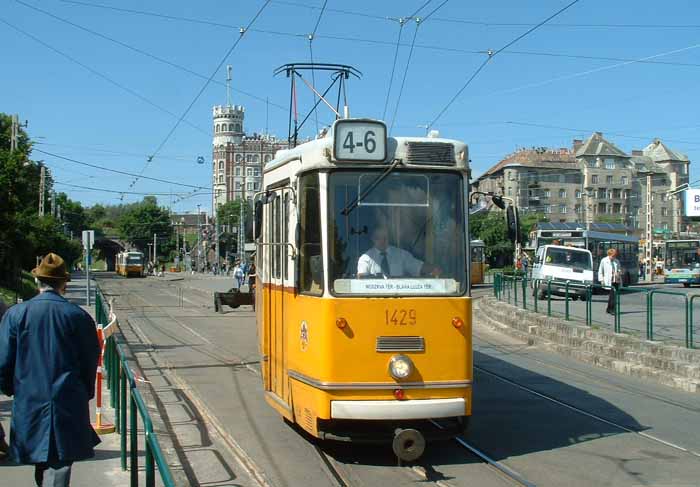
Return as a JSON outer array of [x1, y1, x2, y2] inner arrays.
[[264, 134, 468, 174]]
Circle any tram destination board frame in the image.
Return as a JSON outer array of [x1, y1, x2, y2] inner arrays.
[[333, 119, 388, 163]]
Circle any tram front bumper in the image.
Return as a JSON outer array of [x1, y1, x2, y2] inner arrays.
[[330, 398, 465, 420]]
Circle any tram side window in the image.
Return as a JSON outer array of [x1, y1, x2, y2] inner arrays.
[[299, 173, 323, 295]]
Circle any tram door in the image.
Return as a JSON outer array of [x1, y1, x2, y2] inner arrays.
[[266, 190, 289, 402]]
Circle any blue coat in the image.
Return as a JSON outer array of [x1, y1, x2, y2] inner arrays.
[[0, 290, 101, 464]]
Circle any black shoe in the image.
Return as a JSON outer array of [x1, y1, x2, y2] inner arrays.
[[606, 310, 615, 315]]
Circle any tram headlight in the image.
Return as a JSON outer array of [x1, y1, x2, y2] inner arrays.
[[389, 354, 413, 380]]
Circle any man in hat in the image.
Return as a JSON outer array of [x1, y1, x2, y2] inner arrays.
[[0, 253, 101, 486]]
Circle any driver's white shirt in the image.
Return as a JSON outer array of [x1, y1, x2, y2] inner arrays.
[[357, 246, 423, 277]]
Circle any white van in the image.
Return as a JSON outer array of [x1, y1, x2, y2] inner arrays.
[[531, 245, 594, 300]]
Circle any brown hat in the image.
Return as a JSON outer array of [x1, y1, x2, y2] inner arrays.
[[32, 252, 71, 282]]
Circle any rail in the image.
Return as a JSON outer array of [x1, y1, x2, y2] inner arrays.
[[492, 273, 698, 349], [95, 288, 176, 487]]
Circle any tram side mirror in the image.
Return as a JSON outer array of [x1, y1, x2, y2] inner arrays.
[[253, 199, 263, 240], [506, 205, 519, 243]]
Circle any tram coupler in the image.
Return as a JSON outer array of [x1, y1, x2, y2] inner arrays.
[[392, 428, 425, 463]]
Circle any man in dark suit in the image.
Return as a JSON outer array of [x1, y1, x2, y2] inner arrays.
[[0, 253, 101, 486]]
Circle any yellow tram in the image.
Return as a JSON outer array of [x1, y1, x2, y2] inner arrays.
[[254, 118, 472, 460], [470, 239, 486, 285], [116, 251, 145, 277]]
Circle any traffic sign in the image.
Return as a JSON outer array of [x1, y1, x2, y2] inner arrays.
[[82, 230, 95, 249]]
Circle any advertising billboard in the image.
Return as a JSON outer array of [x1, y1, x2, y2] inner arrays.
[[685, 189, 700, 217]]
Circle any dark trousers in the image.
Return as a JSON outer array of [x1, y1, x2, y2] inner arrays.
[[607, 283, 620, 313], [35, 461, 73, 487]]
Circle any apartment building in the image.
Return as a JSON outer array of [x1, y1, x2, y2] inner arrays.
[[473, 132, 690, 235]]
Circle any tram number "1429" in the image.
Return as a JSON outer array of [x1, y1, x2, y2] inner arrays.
[[385, 309, 417, 326]]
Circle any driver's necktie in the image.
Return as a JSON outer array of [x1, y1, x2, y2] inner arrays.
[[380, 251, 391, 277]]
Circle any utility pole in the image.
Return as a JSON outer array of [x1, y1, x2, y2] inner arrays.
[[215, 203, 220, 274], [50, 191, 56, 217], [643, 171, 654, 282], [239, 198, 245, 263], [38, 164, 46, 217], [10, 114, 18, 152], [153, 233, 157, 268]]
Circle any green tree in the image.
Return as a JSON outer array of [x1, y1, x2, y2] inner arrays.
[[117, 196, 174, 260]]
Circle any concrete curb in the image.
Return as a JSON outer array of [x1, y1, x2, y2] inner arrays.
[[475, 296, 700, 393]]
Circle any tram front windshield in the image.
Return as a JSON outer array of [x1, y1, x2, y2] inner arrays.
[[127, 254, 143, 265], [666, 241, 700, 269], [328, 170, 466, 296]]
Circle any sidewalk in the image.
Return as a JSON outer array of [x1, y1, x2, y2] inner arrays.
[[0, 275, 132, 486]]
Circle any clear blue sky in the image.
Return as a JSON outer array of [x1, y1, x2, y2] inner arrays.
[[3, 0, 700, 214]]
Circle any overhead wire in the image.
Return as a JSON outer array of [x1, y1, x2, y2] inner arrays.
[[427, 0, 582, 130], [388, 0, 451, 133], [34, 149, 210, 189], [56, 1, 700, 69], [307, 0, 328, 134], [0, 16, 209, 136], [54, 181, 213, 196], [15, 0, 287, 112], [382, 18, 406, 121], [132, 0, 272, 190]]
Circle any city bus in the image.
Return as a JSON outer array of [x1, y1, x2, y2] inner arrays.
[[254, 118, 471, 461], [664, 240, 700, 287], [533, 227, 639, 285]]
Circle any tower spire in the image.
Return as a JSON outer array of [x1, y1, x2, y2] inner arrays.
[[226, 65, 232, 107]]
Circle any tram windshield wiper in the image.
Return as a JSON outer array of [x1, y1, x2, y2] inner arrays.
[[340, 159, 402, 216]]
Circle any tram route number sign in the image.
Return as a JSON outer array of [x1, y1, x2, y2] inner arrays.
[[333, 119, 387, 162]]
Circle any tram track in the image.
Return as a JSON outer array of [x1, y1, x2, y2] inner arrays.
[[103, 276, 538, 487]]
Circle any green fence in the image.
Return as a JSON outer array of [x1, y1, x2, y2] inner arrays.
[[96, 289, 176, 487], [493, 273, 696, 349]]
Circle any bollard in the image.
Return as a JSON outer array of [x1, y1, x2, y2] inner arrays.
[[92, 324, 116, 435], [513, 276, 518, 306], [564, 281, 570, 321], [547, 279, 552, 317], [586, 285, 592, 327], [522, 278, 527, 310], [534, 279, 539, 313], [614, 286, 621, 334]]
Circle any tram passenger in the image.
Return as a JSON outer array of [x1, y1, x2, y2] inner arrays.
[[357, 227, 440, 278]]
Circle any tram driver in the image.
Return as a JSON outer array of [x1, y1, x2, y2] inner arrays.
[[357, 227, 441, 278]]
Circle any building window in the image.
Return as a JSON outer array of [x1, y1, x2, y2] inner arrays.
[[663, 222, 669, 230], [235, 167, 240, 176], [543, 190, 551, 198], [592, 175, 599, 184], [265, 155, 272, 162], [587, 159, 596, 168], [560, 205, 567, 213], [247, 168, 252, 176], [559, 189, 566, 198], [683, 164, 688, 175], [606, 175, 613, 184], [574, 204, 581, 213], [229, 124, 234, 131], [621, 176, 628, 185], [215, 124, 220, 133], [219, 175, 224, 183], [544, 205, 551, 214], [235, 154, 242, 162], [605, 158, 615, 169], [252, 155, 259, 163], [235, 123, 241, 132], [219, 161, 224, 170], [613, 189, 620, 198], [235, 182, 242, 189], [254, 182, 259, 190], [254, 168, 260, 176], [575, 190, 581, 199], [507, 187, 512, 196], [661, 207, 668, 216], [661, 193, 667, 202], [247, 182, 253, 191]]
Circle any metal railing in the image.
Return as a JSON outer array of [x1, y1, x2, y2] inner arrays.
[[96, 289, 176, 487], [492, 273, 697, 348]]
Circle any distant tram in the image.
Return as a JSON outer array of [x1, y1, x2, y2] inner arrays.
[[470, 239, 486, 285], [254, 118, 472, 461], [116, 251, 145, 277]]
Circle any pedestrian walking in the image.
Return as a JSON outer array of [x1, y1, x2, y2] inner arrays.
[[598, 248, 622, 315], [0, 297, 8, 459], [521, 253, 529, 277], [233, 262, 244, 289], [0, 253, 101, 486]]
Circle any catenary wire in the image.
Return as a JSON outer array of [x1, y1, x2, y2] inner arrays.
[[15, 0, 288, 112], [307, 0, 328, 134], [54, 181, 213, 196], [0, 16, 209, 136], [134, 0, 271, 190], [382, 19, 405, 121], [34, 149, 210, 189], [57, 1, 700, 69], [427, 0, 582, 130]]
